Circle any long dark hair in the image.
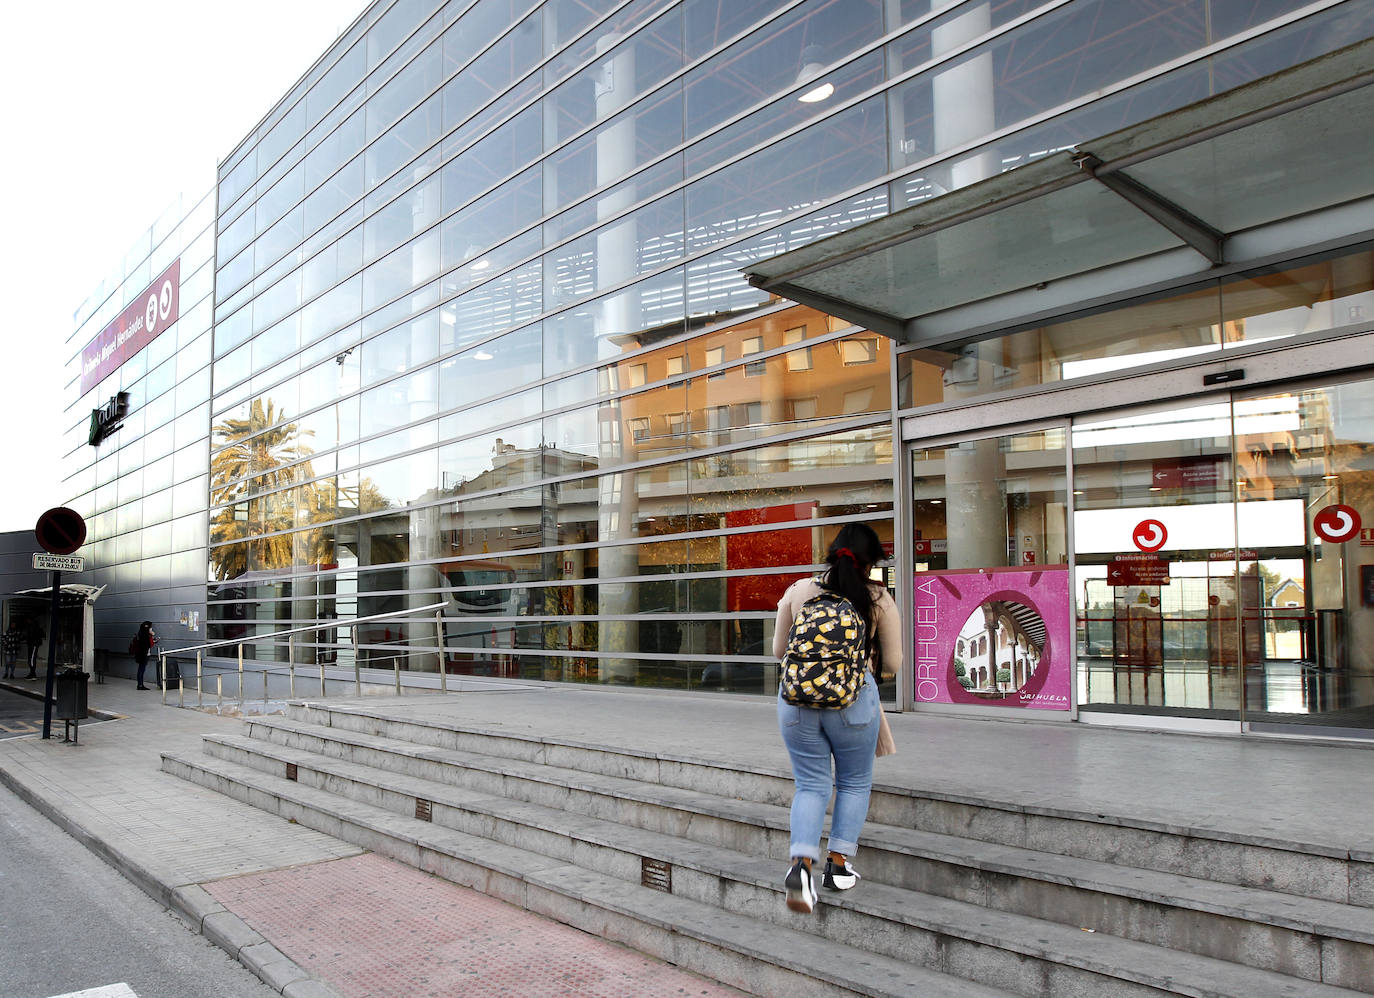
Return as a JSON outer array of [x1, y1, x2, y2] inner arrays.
[[818, 522, 884, 639]]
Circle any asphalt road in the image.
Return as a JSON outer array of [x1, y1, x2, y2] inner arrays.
[[0, 775, 278, 998]]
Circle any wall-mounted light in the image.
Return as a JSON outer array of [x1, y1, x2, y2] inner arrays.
[[474, 350, 494, 361], [796, 45, 833, 103]]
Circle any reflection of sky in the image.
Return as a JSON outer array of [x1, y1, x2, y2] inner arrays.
[[957, 609, 985, 647], [1073, 397, 1299, 448]]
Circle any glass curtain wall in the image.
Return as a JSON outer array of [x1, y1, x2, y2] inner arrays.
[[203, 0, 1372, 686], [901, 246, 1374, 727], [62, 193, 217, 662]]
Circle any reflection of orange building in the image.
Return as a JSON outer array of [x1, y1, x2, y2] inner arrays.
[[613, 305, 892, 466]]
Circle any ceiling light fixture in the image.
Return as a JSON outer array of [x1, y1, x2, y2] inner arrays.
[[796, 45, 832, 103]]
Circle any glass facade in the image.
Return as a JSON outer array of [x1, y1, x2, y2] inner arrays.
[[62, 190, 217, 655], [63, 0, 1374, 702]]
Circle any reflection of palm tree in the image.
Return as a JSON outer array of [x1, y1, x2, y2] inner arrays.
[[209, 399, 319, 580], [209, 397, 409, 581]]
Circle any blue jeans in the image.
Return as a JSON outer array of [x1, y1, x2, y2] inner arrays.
[[777, 675, 880, 861]]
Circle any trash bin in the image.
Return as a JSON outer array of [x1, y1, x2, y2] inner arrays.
[[94, 648, 108, 684], [55, 668, 89, 720]]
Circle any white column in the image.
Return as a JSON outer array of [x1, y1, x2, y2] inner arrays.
[[593, 31, 641, 683]]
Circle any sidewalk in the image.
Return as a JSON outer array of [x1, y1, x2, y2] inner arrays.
[[0, 676, 747, 998], [4, 672, 1374, 996]]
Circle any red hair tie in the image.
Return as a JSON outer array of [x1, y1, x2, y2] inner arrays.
[[835, 547, 855, 561]]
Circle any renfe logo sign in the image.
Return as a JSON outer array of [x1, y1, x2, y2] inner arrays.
[[80, 258, 180, 395]]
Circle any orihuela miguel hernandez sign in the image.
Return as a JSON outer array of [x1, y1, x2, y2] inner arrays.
[[80, 258, 180, 395]]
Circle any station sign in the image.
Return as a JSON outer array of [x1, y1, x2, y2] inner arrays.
[[1132, 518, 1168, 552], [33, 553, 84, 572], [1313, 504, 1361, 544], [80, 258, 180, 395]]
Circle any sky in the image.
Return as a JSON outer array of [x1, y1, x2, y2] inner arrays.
[[0, 0, 368, 535]]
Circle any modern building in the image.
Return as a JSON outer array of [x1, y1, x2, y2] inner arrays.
[[63, 0, 1374, 737]]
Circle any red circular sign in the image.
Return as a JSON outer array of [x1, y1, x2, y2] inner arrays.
[[35, 507, 87, 555], [1313, 504, 1361, 544], [1133, 518, 1168, 552]]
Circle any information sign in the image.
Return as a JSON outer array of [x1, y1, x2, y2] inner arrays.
[[1108, 554, 1171, 587], [33, 553, 84, 572]]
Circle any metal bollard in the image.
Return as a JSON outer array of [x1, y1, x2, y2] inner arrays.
[[288, 635, 296, 699], [217, 674, 223, 709], [436, 611, 448, 695], [238, 644, 245, 708], [393, 656, 401, 696], [352, 626, 361, 697], [197, 651, 203, 708]]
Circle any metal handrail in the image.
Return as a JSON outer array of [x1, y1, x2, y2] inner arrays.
[[156, 601, 458, 710], [165, 601, 447, 656]]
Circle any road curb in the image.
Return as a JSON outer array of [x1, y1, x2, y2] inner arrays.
[[0, 763, 344, 998]]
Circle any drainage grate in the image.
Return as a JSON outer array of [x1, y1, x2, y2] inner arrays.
[[285, 763, 298, 781], [415, 798, 433, 821], [641, 857, 672, 893]]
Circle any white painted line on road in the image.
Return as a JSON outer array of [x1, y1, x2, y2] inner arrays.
[[48, 985, 137, 998]]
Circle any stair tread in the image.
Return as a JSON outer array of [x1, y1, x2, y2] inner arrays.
[[300, 702, 1350, 858], [163, 749, 1013, 998], [176, 743, 1371, 998], [235, 717, 1374, 942]]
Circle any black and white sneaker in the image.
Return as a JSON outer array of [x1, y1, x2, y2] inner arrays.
[[784, 859, 818, 913], [822, 857, 860, 891]]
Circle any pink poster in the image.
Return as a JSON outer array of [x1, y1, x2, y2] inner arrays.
[[913, 566, 1072, 710]]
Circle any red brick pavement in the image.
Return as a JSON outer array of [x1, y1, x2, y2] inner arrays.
[[206, 853, 749, 998]]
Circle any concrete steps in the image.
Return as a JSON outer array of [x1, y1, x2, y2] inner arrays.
[[161, 700, 1374, 997], [161, 750, 1006, 998]]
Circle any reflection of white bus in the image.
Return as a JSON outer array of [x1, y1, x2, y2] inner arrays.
[[441, 560, 521, 675]]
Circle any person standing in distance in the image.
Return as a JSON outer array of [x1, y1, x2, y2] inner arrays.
[[24, 619, 45, 680], [773, 522, 902, 913], [2, 620, 22, 679], [132, 621, 157, 690]]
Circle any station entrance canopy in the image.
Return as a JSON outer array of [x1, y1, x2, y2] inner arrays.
[[744, 39, 1374, 348]]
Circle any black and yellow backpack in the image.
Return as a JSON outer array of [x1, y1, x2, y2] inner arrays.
[[780, 588, 868, 708]]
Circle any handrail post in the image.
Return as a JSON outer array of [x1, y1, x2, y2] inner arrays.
[[178, 660, 184, 707], [160, 653, 167, 705], [264, 665, 269, 712], [288, 635, 296, 699], [352, 626, 362, 696], [238, 644, 244, 709], [196, 651, 203, 708], [436, 611, 448, 694], [393, 653, 402, 696], [216, 674, 223, 710]]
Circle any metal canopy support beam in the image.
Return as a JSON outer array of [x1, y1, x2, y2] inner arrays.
[[1073, 154, 1226, 265], [745, 279, 912, 342]]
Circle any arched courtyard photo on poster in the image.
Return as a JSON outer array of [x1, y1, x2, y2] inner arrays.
[[913, 567, 1072, 710]]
